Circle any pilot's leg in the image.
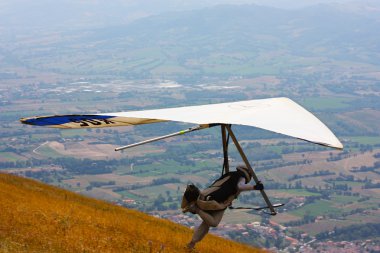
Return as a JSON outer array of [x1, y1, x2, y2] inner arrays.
[[196, 208, 225, 227], [187, 209, 225, 249], [187, 221, 209, 249]]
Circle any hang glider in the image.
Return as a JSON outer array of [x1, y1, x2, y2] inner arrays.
[[20, 97, 343, 149], [20, 97, 343, 215]]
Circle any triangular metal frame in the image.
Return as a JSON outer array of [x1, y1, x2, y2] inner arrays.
[[115, 123, 278, 215], [223, 124, 277, 215]]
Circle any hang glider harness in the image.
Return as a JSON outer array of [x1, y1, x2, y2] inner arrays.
[[115, 123, 283, 215]]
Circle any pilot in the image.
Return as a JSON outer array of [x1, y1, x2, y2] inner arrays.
[[181, 165, 264, 250]]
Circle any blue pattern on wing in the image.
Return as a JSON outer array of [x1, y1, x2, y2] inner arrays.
[[22, 115, 115, 127]]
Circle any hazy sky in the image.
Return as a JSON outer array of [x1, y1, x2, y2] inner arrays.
[[0, 0, 375, 33]]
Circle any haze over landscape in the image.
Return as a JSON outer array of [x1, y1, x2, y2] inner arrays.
[[1, 0, 380, 252]]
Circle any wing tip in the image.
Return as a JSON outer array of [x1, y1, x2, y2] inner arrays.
[[20, 117, 36, 126], [328, 143, 344, 150], [325, 139, 344, 150]]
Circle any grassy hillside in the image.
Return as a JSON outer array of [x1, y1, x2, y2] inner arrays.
[[0, 173, 263, 253]]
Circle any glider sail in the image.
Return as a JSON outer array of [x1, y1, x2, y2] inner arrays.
[[20, 97, 343, 149]]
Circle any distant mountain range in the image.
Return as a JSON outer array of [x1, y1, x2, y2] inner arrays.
[[100, 4, 379, 58], [1, 0, 379, 31], [1, 3, 380, 79]]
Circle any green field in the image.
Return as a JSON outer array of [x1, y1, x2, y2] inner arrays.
[[0, 152, 27, 162], [36, 145, 64, 158], [349, 136, 380, 146], [116, 190, 145, 200], [330, 194, 360, 205], [300, 97, 353, 111], [274, 189, 322, 197], [332, 181, 364, 187], [132, 184, 181, 199], [291, 200, 340, 217], [132, 160, 218, 177]]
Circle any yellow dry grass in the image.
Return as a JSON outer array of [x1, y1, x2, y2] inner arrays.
[[0, 173, 264, 253]]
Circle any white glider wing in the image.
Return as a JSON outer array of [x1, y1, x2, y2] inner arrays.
[[20, 97, 343, 149]]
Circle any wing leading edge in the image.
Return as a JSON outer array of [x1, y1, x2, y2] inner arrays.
[[20, 97, 343, 149]]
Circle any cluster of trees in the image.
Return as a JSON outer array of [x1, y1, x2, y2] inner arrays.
[[327, 150, 351, 161], [228, 228, 290, 250], [329, 173, 354, 182], [288, 170, 335, 181], [243, 145, 282, 161], [113, 177, 181, 193], [363, 182, 380, 189], [351, 162, 380, 175], [316, 223, 380, 241], [256, 159, 312, 171], [284, 213, 315, 227], [329, 182, 352, 191], [335, 120, 370, 136], [281, 145, 325, 154], [22, 170, 60, 184], [149, 193, 178, 211], [326, 208, 366, 220], [0, 156, 162, 174], [152, 177, 180, 185], [56, 158, 113, 174], [86, 180, 116, 190]]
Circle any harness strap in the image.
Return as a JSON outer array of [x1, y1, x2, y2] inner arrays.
[[200, 175, 231, 200]]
